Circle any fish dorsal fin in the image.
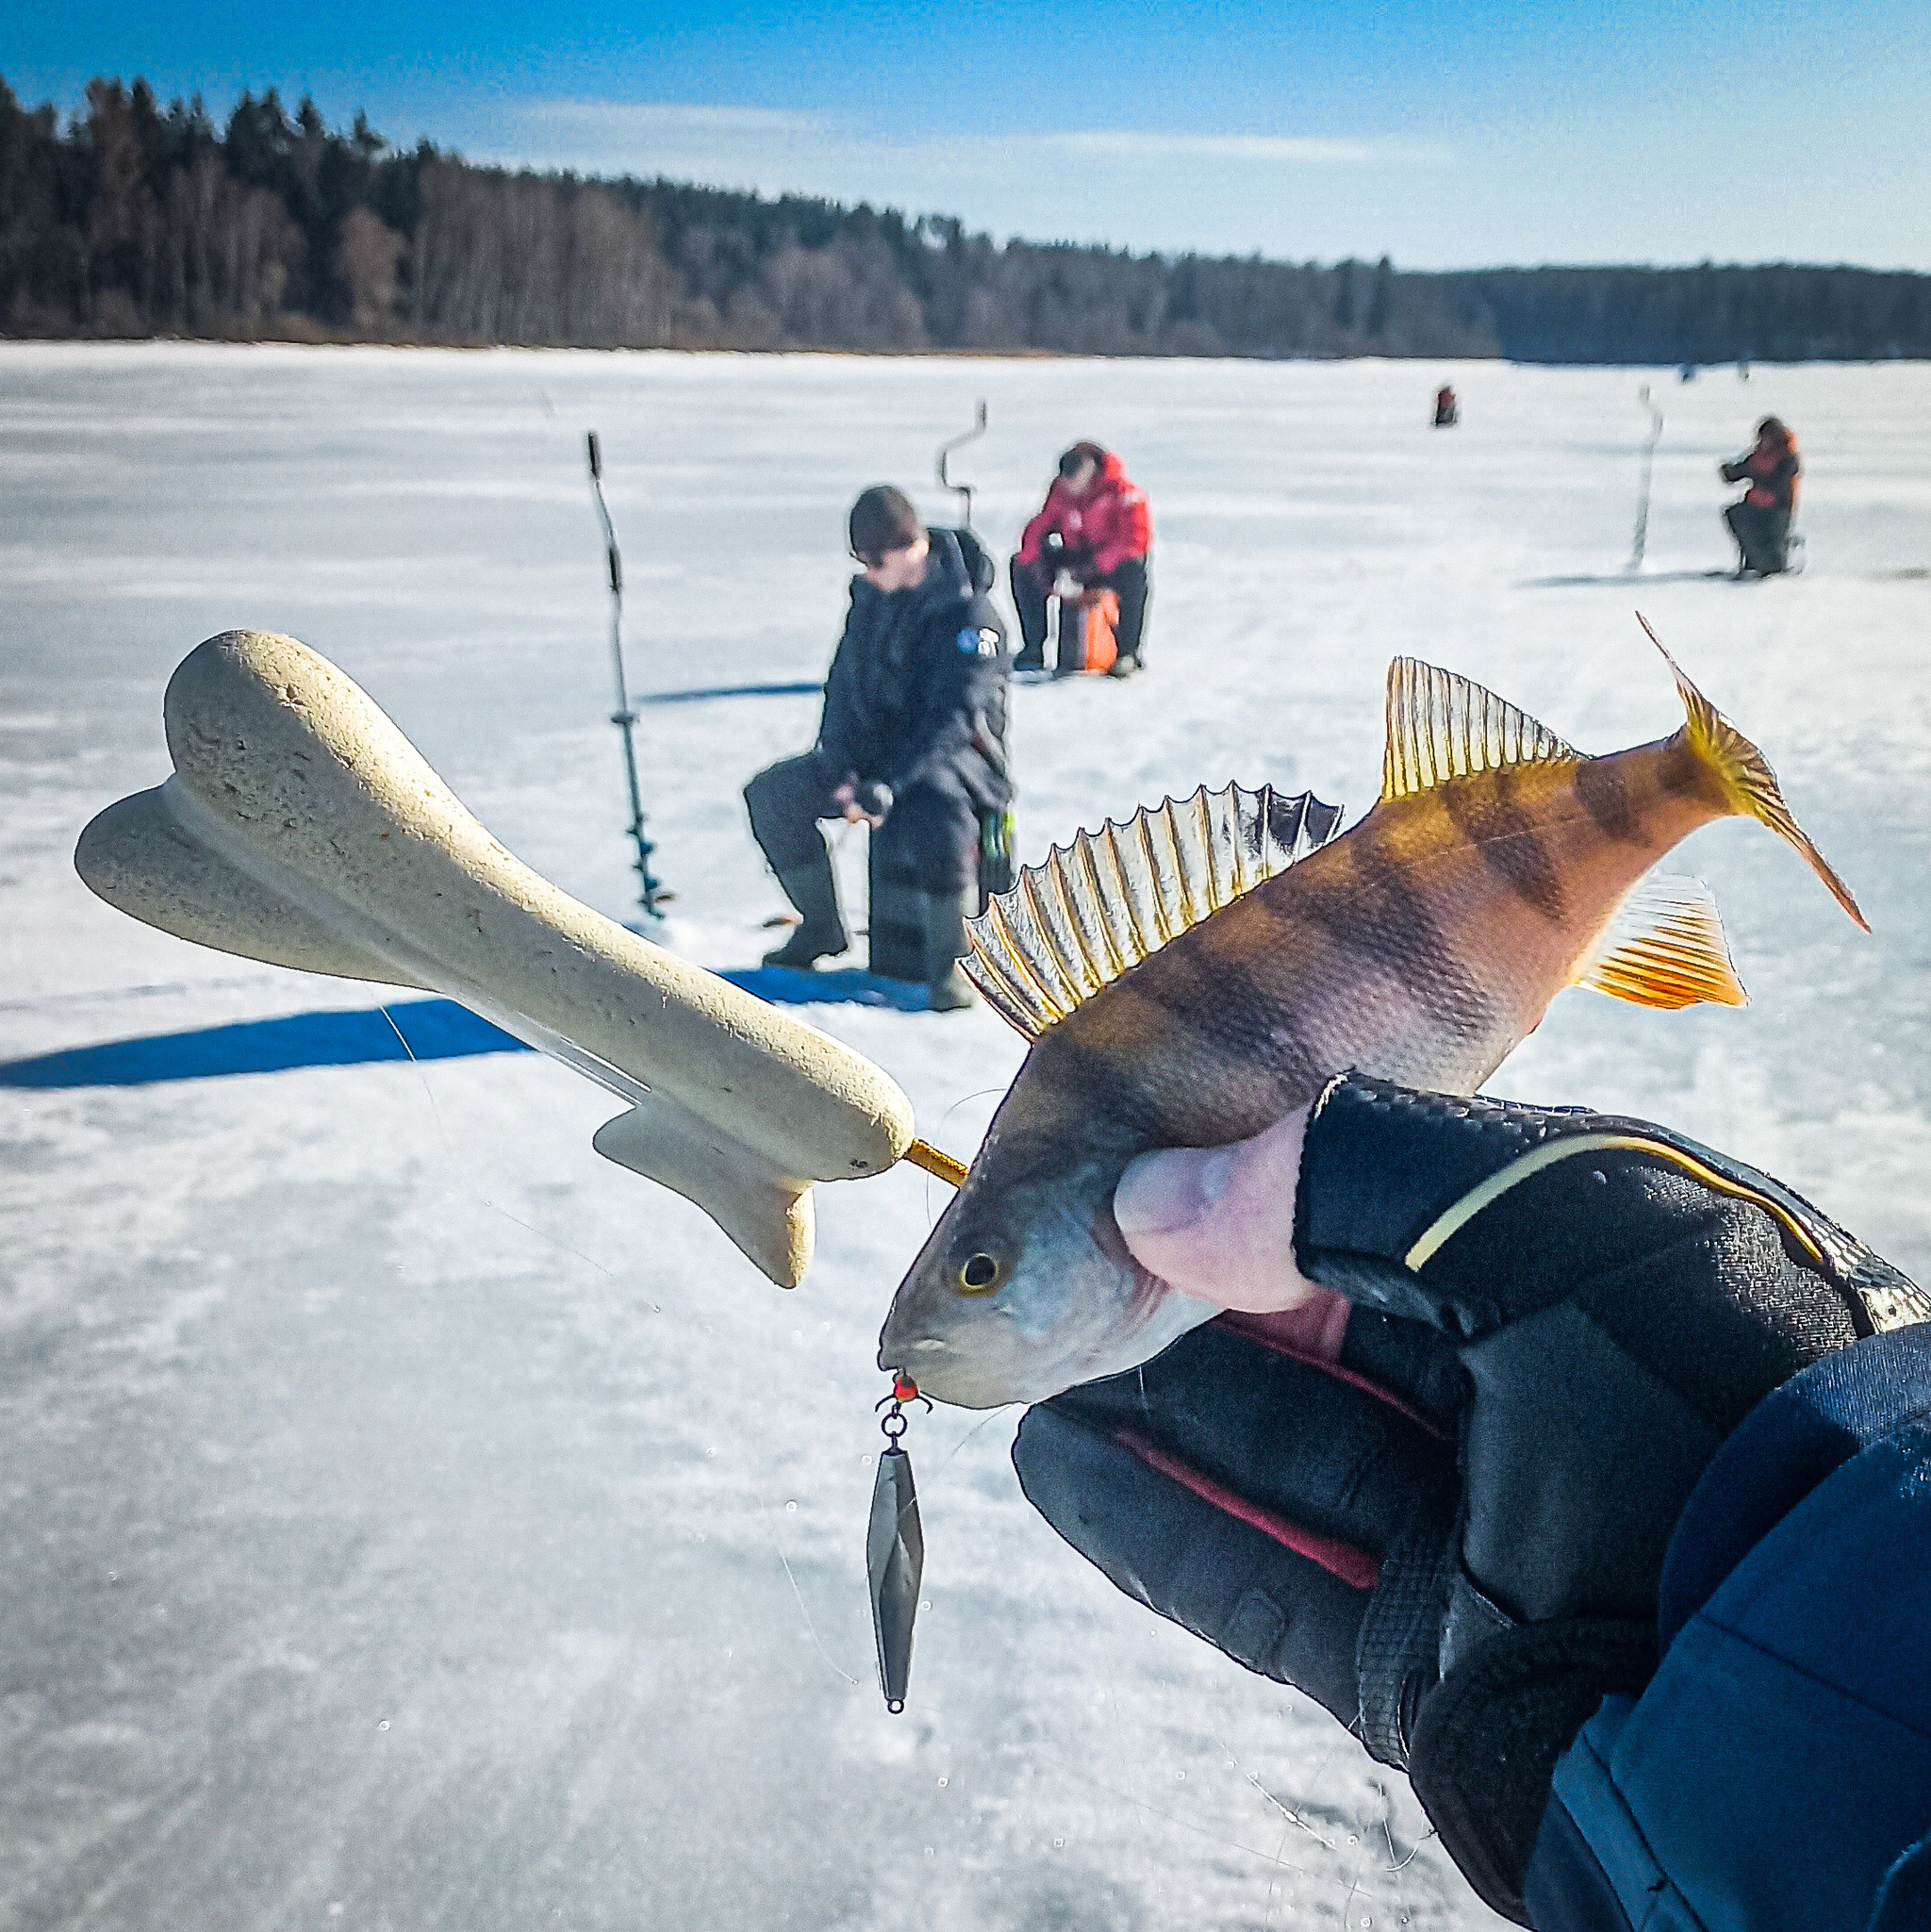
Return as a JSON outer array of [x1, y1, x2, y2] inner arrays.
[[1382, 658, 1582, 801], [1574, 872, 1747, 1011], [963, 784, 1345, 1040]]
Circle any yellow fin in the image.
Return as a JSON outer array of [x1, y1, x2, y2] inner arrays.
[[963, 784, 1344, 1040], [1575, 873, 1747, 1011], [1638, 615, 1869, 932], [1381, 658, 1582, 802]]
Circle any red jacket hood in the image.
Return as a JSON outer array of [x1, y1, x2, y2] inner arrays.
[[1017, 450, 1152, 571]]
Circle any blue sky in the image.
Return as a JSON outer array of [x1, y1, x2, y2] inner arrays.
[[10, 1, 1930, 269]]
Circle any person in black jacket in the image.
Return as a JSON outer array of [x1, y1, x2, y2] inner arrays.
[[1016, 1077, 1931, 1929], [745, 485, 1010, 1010]]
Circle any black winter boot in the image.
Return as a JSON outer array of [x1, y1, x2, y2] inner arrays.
[[762, 850, 848, 968], [919, 887, 979, 1012]]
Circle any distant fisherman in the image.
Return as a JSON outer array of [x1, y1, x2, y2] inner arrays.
[[1010, 443, 1153, 677], [1722, 415, 1799, 577], [745, 486, 1011, 1012]]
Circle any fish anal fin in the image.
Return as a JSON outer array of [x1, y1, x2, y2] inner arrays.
[[1381, 658, 1582, 802], [963, 784, 1344, 1039], [1575, 873, 1748, 1012]]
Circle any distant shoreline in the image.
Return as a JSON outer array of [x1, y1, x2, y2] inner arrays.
[[8, 75, 1930, 366], [8, 334, 1928, 372]]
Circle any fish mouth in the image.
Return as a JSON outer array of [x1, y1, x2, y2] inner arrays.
[[876, 1306, 1029, 1409], [875, 1200, 1185, 1411]]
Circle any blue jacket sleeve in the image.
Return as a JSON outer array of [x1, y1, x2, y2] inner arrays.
[[1523, 1325, 1931, 1932]]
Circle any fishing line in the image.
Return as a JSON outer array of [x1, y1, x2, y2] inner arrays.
[[1381, 1809, 1430, 1874], [1246, 1771, 1337, 1850], [927, 1613, 1395, 1918], [375, 1004, 632, 1289], [940, 1407, 1011, 1464], [921, 1086, 1003, 1222], [1025, 1693, 1400, 1915], [1047, 1756, 1314, 1871], [1263, 1816, 1296, 1927], [771, 1532, 864, 1690], [1214, 1721, 1416, 1925]]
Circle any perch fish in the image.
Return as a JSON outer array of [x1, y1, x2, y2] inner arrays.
[[879, 631, 1867, 1408]]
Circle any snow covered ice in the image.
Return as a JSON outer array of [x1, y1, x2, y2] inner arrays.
[[4, 341, 1929, 1930]]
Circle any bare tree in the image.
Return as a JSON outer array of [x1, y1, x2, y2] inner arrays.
[[335, 205, 403, 332], [159, 152, 303, 330]]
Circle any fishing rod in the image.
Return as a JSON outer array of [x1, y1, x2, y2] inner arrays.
[[1629, 384, 1665, 571], [934, 399, 987, 530], [586, 431, 665, 922]]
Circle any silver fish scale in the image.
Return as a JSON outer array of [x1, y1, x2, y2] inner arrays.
[[964, 784, 1345, 1039]]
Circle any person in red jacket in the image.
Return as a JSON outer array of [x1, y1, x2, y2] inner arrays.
[[1720, 416, 1799, 577], [1010, 442, 1153, 677]]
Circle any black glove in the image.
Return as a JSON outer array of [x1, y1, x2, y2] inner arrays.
[[850, 779, 893, 820], [1015, 1074, 1924, 1924]]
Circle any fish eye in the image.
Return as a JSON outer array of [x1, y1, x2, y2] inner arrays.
[[958, 1252, 1001, 1294]]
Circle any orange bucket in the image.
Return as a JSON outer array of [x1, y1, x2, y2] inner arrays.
[[1060, 587, 1119, 674]]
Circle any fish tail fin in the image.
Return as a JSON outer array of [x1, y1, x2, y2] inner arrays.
[[1639, 614, 1869, 933]]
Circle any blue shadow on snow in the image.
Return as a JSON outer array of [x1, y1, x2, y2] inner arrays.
[[637, 681, 822, 705], [0, 999, 530, 1089], [1, 973, 927, 1090]]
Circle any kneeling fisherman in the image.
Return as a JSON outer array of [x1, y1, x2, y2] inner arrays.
[[746, 484, 1011, 1010]]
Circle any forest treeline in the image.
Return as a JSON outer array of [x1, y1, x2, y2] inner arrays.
[[6, 75, 1929, 365]]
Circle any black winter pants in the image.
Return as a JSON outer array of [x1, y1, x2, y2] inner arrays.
[[1725, 502, 1791, 574], [745, 752, 980, 894], [1009, 553, 1150, 669]]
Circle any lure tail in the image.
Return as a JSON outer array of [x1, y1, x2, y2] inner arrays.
[[1640, 614, 1869, 932]]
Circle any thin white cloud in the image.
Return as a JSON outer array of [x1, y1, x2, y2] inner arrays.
[[499, 100, 1440, 185], [1049, 129, 1431, 166], [531, 102, 829, 139], [458, 99, 1455, 259]]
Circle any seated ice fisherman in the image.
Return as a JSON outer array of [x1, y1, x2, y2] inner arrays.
[[1721, 416, 1799, 577], [1009, 442, 1152, 677], [1015, 1080, 1931, 1931], [744, 485, 1010, 1013]]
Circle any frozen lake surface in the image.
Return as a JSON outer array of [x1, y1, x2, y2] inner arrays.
[[3, 343, 1929, 1931]]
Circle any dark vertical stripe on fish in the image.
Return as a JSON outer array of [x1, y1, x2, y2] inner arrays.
[[1441, 771, 1568, 923], [1295, 831, 1496, 1035], [1032, 1023, 1174, 1140], [1575, 759, 1644, 844], [1115, 933, 1329, 1098], [1658, 736, 1715, 800]]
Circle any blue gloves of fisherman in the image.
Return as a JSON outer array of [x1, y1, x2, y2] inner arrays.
[[1015, 1072, 1923, 1925]]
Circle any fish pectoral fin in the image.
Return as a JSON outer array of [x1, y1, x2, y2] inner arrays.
[[1381, 659, 1583, 801], [591, 1093, 814, 1288], [964, 784, 1344, 1039], [1573, 872, 1748, 1011]]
